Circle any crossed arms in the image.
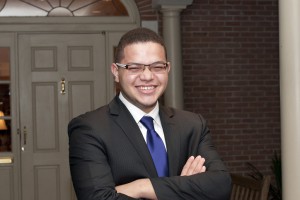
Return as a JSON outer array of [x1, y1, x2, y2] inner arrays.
[[68, 109, 231, 200], [116, 155, 206, 199]]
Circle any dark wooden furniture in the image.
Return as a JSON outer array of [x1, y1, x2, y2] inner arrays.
[[230, 173, 271, 200]]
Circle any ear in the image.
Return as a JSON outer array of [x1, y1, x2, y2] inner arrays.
[[111, 63, 120, 82], [167, 62, 171, 73]]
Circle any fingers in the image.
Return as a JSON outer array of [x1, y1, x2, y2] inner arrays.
[[180, 156, 195, 176], [201, 165, 206, 173], [189, 155, 205, 175], [181, 155, 206, 176]]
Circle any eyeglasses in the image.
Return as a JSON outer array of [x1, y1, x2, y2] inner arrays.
[[115, 62, 169, 74]]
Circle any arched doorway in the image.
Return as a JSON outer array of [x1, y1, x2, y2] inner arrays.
[[0, 1, 140, 200]]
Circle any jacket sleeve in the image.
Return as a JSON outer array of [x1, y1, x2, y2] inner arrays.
[[68, 116, 140, 200], [150, 114, 232, 200], [150, 171, 231, 200]]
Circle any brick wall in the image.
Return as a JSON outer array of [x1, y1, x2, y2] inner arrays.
[[134, 0, 280, 176]]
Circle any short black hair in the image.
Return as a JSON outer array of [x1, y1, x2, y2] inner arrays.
[[114, 27, 167, 62]]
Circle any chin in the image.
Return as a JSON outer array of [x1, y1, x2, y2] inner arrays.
[[136, 99, 156, 108], [140, 96, 158, 104]]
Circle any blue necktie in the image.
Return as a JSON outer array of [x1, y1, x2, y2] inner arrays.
[[140, 116, 169, 177]]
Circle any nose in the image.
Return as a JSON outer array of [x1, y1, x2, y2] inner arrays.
[[139, 66, 153, 80]]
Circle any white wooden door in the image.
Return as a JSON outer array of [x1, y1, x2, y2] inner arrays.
[[0, 33, 20, 200], [18, 33, 107, 200]]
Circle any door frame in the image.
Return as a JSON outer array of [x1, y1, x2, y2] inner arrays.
[[0, 32, 20, 200], [18, 32, 108, 200], [0, 1, 140, 199]]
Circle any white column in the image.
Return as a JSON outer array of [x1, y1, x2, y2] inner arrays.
[[152, 0, 193, 109], [161, 6, 184, 109], [279, 0, 300, 199]]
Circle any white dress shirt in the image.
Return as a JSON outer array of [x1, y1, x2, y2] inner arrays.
[[119, 92, 167, 149]]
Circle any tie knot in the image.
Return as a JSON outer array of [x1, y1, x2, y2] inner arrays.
[[140, 116, 155, 131]]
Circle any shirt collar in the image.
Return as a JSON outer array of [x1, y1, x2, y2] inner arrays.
[[119, 92, 160, 124]]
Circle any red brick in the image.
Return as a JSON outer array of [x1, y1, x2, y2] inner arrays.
[[135, 0, 280, 176]]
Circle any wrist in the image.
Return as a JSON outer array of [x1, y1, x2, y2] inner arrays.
[[137, 179, 157, 199]]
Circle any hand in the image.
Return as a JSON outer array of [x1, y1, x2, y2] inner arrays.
[[116, 178, 157, 200], [180, 155, 206, 176]]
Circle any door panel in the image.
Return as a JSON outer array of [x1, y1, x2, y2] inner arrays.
[[0, 167, 14, 199], [69, 81, 94, 118], [0, 33, 19, 200], [18, 33, 106, 200]]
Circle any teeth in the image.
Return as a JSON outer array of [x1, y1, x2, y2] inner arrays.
[[140, 86, 154, 90]]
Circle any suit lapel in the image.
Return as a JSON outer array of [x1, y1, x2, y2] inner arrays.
[[159, 106, 181, 176], [109, 97, 158, 177]]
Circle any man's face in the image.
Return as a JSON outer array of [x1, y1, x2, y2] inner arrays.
[[111, 42, 170, 113]]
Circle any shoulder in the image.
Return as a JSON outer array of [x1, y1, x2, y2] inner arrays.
[[159, 107, 210, 143], [68, 96, 130, 133], [68, 104, 109, 130], [160, 106, 207, 127], [81, 105, 109, 121], [69, 96, 123, 125]]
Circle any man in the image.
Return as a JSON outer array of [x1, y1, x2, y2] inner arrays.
[[68, 27, 231, 200]]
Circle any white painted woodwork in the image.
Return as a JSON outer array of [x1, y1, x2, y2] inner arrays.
[[279, 0, 300, 199], [0, 33, 20, 200], [0, 1, 141, 199], [18, 33, 108, 200]]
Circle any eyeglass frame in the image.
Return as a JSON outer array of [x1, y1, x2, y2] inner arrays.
[[115, 61, 170, 74]]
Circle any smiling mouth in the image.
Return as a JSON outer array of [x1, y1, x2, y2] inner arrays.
[[139, 86, 155, 90]]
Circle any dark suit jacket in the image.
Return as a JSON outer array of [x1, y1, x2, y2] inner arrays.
[[68, 96, 231, 200]]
